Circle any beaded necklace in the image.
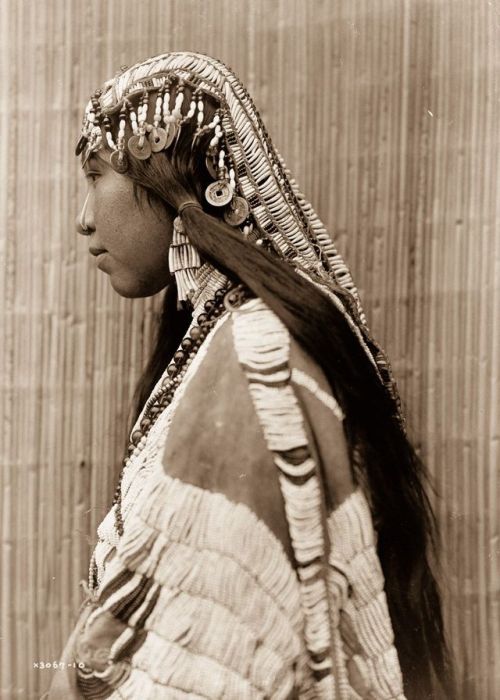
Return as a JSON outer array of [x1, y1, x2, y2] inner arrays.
[[88, 281, 251, 593]]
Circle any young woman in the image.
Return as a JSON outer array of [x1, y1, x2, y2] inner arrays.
[[47, 52, 454, 699]]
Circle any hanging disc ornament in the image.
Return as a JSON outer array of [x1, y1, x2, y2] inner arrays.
[[205, 180, 233, 207], [223, 196, 250, 226], [128, 134, 152, 160], [205, 155, 217, 179], [149, 127, 168, 152], [110, 150, 129, 173]]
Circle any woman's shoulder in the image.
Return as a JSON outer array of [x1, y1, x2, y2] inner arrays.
[[169, 295, 346, 442], [200, 294, 342, 405], [161, 300, 292, 556], [162, 296, 356, 529]]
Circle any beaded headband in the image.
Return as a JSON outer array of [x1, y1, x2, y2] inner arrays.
[[76, 51, 404, 425]]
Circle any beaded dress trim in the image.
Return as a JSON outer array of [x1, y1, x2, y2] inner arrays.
[[231, 298, 406, 700], [74, 297, 405, 699], [76, 308, 309, 698]]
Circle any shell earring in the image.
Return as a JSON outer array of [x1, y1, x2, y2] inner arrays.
[[168, 216, 202, 307]]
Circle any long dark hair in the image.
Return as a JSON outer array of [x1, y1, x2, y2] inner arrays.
[[112, 86, 455, 699]]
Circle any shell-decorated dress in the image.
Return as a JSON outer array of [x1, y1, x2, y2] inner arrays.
[[47, 296, 407, 700]]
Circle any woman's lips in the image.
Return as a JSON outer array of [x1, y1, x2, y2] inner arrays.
[[89, 246, 107, 256], [88, 247, 109, 270], [96, 252, 109, 270]]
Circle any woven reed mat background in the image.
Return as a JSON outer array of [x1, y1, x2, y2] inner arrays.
[[0, 1, 498, 698]]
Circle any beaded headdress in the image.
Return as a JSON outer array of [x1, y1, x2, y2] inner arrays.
[[76, 51, 403, 425]]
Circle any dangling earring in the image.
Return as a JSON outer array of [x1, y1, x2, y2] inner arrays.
[[168, 216, 202, 308]]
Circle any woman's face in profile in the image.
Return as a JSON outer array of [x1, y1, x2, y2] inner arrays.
[[76, 150, 174, 298]]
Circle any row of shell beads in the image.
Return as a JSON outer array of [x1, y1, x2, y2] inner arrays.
[[197, 93, 204, 127], [110, 107, 129, 173], [128, 91, 151, 159], [127, 99, 138, 136], [171, 80, 185, 122], [102, 115, 115, 150], [149, 85, 168, 152], [162, 81, 171, 124], [184, 91, 197, 123]]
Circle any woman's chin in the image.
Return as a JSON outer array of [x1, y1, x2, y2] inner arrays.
[[108, 274, 168, 299]]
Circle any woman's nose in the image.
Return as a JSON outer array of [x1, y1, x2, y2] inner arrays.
[[76, 191, 94, 236]]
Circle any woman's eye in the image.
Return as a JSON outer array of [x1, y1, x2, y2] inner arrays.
[[85, 172, 100, 183]]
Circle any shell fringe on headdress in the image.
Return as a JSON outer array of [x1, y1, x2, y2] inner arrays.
[[76, 51, 404, 427]]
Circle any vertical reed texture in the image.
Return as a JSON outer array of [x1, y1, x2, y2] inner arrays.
[[0, 1, 498, 697]]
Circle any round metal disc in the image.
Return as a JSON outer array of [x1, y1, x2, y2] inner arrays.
[[128, 134, 152, 160], [223, 196, 250, 226], [149, 127, 168, 152], [205, 155, 217, 179], [205, 180, 233, 207], [110, 150, 129, 173]]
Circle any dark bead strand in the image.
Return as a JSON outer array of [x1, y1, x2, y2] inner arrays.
[[111, 281, 240, 537], [173, 351, 185, 365]]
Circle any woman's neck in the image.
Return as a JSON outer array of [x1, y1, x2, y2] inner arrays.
[[189, 263, 230, 319]]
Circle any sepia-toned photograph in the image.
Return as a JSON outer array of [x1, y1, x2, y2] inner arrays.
[[0, 1, 498, 698]]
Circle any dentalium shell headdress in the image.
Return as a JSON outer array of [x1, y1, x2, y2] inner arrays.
[[76, 51, 404, 427]]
